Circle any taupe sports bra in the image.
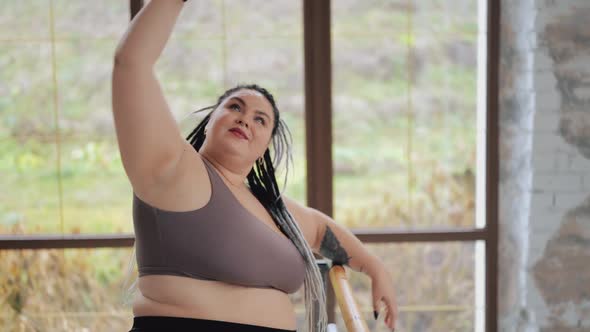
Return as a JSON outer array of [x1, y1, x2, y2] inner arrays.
[[132, 156, 306, 294]]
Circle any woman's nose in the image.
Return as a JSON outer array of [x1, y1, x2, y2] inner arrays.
[[236, 118, 249, 128]]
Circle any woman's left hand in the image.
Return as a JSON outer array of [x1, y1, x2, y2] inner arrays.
[[370, 265, 398, 331]]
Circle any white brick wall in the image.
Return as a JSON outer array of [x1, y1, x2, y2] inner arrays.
[[568, 153, 590, 172], [534, 89, 561, 112], [533, 174, 583, 192], [531, 132, 573, 154], [534, 52, 553, 71], [499, 0, 590, 329], [523, 0, 590, 329], [532, 111, 559, 133], [533, 71, 558, 93], [530, 192, 555, 211], [554, 192, 589, 209]]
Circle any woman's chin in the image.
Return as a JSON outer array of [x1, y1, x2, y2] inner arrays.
[[216, 140, 250, 158]]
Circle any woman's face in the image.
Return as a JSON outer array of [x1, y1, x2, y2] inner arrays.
[[204, 89, 275, 164]]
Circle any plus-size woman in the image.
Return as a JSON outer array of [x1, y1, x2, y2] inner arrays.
[[111, 1, 398, 331]]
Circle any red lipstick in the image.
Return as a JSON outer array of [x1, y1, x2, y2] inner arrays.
[[229, 127, 249, 140]]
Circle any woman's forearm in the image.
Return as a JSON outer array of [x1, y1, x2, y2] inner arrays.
[[114, 0, 185, 67]]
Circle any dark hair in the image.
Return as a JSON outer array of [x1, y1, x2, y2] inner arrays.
[[185, 84, 327, 332]]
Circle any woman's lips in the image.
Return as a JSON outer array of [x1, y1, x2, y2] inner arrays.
[[229, 128, 248, 140]]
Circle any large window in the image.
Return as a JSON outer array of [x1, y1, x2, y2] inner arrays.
[[332, 1, 482, 230], [1, 0, 307, 329], [306, 1, 497, 331], [0, 248, 134, 330], [1, 1, 498, 331], [0, 1, 132, 236], [331, 1, 485, 328]]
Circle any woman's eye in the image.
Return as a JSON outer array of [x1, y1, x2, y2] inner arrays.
[[230, 104, 241, 111], [255, 117, 265, 125]]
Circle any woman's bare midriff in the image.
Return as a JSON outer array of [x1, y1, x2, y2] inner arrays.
[[130, 150, 298, 330], [132, 275, 298, 330]]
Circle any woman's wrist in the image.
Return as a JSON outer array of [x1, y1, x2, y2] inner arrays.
[[364, 254, 385, 279]]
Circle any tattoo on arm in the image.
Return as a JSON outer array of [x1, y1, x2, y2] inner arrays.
[[319, 225, 353, 266]]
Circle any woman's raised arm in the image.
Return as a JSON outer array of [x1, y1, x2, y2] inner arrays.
[[111, 0, 189, 190]]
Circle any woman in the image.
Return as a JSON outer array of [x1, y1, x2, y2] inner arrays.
[[111, 1, 397, 331]]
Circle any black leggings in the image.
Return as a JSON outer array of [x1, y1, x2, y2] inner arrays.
[[129, 316, 297, 332]]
